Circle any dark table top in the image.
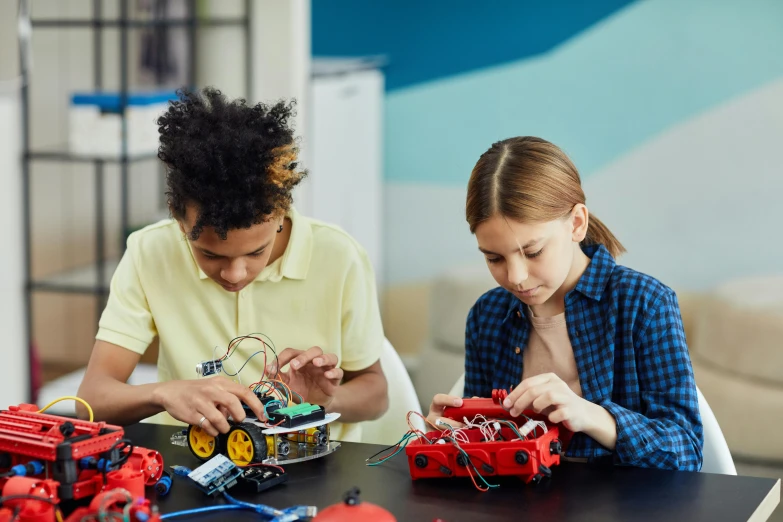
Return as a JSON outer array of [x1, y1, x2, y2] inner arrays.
[[126, 423, 781, 522]]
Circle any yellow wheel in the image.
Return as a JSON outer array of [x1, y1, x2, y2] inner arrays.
[[187, 425, 219, 461], [303, 425, 329, 446], [226, 423, 267, 466]]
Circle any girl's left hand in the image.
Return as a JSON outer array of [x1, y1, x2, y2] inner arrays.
[[503, 373, 594, 433]]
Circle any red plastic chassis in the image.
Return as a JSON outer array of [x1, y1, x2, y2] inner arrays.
[[406, 392, 569, 485], [0, 404, 163, 510]]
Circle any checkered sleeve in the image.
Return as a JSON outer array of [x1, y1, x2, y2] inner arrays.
[[464, 303, 489, 399], [599, 289, 704, 470]]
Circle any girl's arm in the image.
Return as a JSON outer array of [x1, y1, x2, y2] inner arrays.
[[599, 289, 704, 470]]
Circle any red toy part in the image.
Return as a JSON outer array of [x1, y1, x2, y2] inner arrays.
[[0, 477, 58, 522], [0, 403, 164, 510], [0, 404, 125, 502], [406, 392, 569, 486], [126, 447, 164, 485], [106, 468, 145, 498], [441, 390, 511, 422], [442, 393, 573, 449], [313, 488, 395, 522], [1, 404, 125, 462], [64, 488, 161, 522]]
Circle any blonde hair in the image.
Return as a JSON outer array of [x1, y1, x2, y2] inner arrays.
[[466, 136, 625, 258], [266, 144, 305, 219]]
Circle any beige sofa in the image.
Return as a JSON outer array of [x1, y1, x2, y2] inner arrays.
[[678, 277, 783, 468]]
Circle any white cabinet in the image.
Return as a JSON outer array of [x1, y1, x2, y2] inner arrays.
[[299, 59, 385, 286]]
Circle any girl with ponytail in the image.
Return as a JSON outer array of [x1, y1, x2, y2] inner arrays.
[[427, 137, 703, 471]]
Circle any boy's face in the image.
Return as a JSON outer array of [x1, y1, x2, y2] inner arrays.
[[179, 205, 283, 293], [473, 209, 586, 312]]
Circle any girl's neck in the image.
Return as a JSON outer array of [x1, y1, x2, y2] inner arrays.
[[531, 243, 591, 318]]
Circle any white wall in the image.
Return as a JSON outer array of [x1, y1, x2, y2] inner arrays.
[[0, 0, 27, 403], [0, 93, 27, 405], [306, 68, 384, 286], [585, 78, 783, 291]]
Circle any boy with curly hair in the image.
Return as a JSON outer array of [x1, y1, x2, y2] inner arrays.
[[77, 88, 388, 442]]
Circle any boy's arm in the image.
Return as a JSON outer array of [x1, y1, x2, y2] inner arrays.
[[77, 340, 266, 434], [76, 340, 163, 424], [322, 242, 388, 423], [327, 359, 387, 422]]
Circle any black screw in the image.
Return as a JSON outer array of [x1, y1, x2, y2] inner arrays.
[[343, 487, 361, 506], [456, 454, 467, 467], [414, 455, 428, 468], [530, 474, 543, 485], [550, 440, 562, 455], [515, 450, 529, 465], [539, 464, 552, 478], [59, 421, 75, 438]]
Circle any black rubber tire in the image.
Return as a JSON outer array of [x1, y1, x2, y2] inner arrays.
[[226, 423, 268, 465]]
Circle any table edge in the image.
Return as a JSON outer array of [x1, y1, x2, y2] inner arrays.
[[748, 478, 781, 522]]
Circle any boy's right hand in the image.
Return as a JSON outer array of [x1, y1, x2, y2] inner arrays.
[[426, 394, 465, 430], [152, 376, 265, 437]]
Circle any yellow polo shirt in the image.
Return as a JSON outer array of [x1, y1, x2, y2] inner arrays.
[[96, 207, 384, 442]]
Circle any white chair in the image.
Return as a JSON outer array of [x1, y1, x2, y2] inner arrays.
[[360, 338, 424, 445], [447, 373, 736, 475], [448, 374, 466, 399], [697, 387, 737, 475], [36, 364, 159, 416]]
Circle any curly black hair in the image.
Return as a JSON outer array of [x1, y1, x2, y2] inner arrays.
[[157, 87, 307, 240]]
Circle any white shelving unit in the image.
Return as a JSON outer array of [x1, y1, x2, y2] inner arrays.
[[301, 57, 385, 286]]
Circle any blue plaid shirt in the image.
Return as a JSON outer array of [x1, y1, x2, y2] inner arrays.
[[464, 244, 703, 471]]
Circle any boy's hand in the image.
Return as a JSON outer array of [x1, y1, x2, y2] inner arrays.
[[266, 346, 343, 409], [426, 394, 466, 430], [154, 375, 265, 437], [503, 373, 593, 433]]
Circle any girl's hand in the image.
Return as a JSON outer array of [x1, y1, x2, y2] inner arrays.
[[426, 394, 465, 430], [503, 373, 593, 433]]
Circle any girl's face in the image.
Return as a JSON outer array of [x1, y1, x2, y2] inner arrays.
[[474, 206, 588, 312]]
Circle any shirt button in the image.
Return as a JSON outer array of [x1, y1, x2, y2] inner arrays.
[[239, 291, 245, 299], [515, 347, 521, 354], [516, 310, 522, 318]]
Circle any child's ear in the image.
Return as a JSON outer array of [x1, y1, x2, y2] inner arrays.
[[571, 204, 589, 242]]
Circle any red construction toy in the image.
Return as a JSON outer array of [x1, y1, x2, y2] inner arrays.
[[0, 403, 164, 521], [313, 488, 396, 522], [405, 390, 571, 486], [63, 489, 161, 522]]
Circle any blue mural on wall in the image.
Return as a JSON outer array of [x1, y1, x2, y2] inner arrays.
[[312, 0, 636, 91], [383, 0, 783, 184]]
